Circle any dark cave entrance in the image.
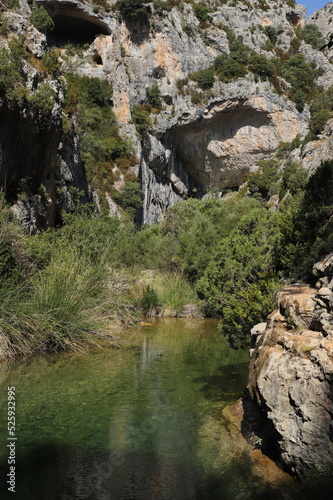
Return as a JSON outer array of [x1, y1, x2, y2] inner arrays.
[[36, 2, 111, 45], [50, 14, 111, 45]]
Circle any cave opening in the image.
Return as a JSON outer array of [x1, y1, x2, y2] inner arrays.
[[49, 14, 111, 45]]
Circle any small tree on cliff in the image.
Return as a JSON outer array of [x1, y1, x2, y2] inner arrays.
[[30, 7, 55, 34], [118, 0, 152, 23]]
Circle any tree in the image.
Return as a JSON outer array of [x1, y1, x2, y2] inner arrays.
[[30, 7, 55, 34], [300, 24, 324, 49], [146, 80, 162, 109], [248, 54, 275, 80], [118, 0, 151, 23], [191, 67, 215, 89]]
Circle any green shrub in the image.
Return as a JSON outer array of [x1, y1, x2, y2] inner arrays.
[[300, 24, 324, 49], [190, 67, 215, 89], [0, 43, 26, 106], [146, 80, 162, 110], [229, 37, 251, 65], [29, 7, 55, 34], [140, 285, 160, 315], [0, 14, 8, 35], [29, 83, 56, 126], [193, 2, 211, 23], [118, 0, 152, 23], [309, 86, 333, 136], [131, 103, 151, 136], [153, 0, 173, 14], [217, 57, 247, 81], [264, 25, 283, 45], [279, 162, 307, 199], [111, 181, 143, 219], [42, 50, 61, 77], [247, 160, 279, 200], [196, 207, 280, 347], [278, 160, 333, 277], [248, 53, 275, 80], [281, 53, 316, 111]]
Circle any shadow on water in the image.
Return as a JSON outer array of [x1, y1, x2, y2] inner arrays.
[[0, 320, 301, 499], [0, 442, 299, 500], [193, 363, 249, 405]]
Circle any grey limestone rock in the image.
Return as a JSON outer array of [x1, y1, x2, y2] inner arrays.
[[248, 258, 333, 476]]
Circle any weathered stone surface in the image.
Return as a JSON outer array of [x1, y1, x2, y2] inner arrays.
[[248, 256, 333, 476], [276, 285, 317, 328]]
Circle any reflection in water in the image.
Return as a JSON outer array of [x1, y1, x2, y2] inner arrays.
[[0, 319, 297, 499]]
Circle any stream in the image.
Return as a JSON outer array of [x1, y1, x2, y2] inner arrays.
[[0, 319, 297, 499]]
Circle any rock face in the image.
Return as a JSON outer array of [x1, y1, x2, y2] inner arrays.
[[248, 256, 333, 476], [1, 0, 333, 227], [2, 0, 314, 226]]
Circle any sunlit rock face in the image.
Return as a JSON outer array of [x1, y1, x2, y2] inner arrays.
[[3, 0, 333, 227], [140, 90, 308, 223], [248, 261, 333, 476]]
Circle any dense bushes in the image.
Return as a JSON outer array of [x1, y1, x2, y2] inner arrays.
[[64, 74, 136, 213], [309, 86, 333, 136], [299, 24, 324, 50], [278, 160, 333, 278], [117, 0, 152, 23], [0, 200, 137, 357], [29, 7, 55, 34], [0, 41, 26, 106], [281, 53, 317, 111], [190, 67, 215, 89]]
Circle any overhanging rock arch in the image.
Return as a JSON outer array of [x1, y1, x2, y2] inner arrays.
[[36, 0, 112, 43]]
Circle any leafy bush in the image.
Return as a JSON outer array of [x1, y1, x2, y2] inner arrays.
[[264, 25, 283, 45], [309, 86, 333, 136], [281, 53, 316, 111], [29, 83, 56, 126], [248, 53, 275, 80], [0, 41, 26, 106], [118, 0, 152, 23], [279, 162, 307, 199], [193, 2, 211, 23], [153, 0, 173, 14], [29, 7, 55, 34], [131, 103, 151, 136], [140, 285, 160, 315], [42, 50, 61, 77], [146, 80, 162, 110], [300, 24, 324, 49], [196, 207, 280, 347], [63, 74, 134, 207], [190, 67, 215, 89], [247, 160, 279, 200], [217, 57, 247, 81], [229, 37, 251, 65], [278, 160, 333, 278], [111, 181, 143, 219]]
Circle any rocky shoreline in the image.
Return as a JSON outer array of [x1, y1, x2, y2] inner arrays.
[[247, 254, 333, 477]]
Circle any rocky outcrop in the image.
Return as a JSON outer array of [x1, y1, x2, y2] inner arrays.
[[1, 0, 333, 227], [248, 255, 333, 477], [141, 88, 308, 223]]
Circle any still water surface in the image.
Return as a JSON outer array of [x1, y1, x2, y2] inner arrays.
[[0, 319, 291, 499]]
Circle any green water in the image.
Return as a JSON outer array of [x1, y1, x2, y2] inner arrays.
[[0, 319, 281, 499]]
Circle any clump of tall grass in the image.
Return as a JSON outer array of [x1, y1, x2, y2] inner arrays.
[[157, 272, 197, 314], [137, 272, 198, 316], [0, 249, 137, 358]]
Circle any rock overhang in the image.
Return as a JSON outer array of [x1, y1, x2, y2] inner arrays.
[[36, 0, 112, 43]]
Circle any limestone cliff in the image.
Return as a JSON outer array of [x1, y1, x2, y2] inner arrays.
[[248, 255, 333, 476], [0, 0, 324, 226]]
